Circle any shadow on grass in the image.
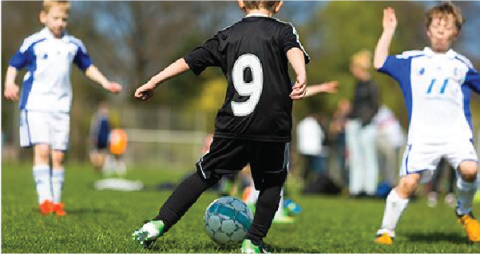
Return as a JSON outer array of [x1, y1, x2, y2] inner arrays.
[[34, 208, 122, 216], [145, 238, 320, 253], [406, 232, 466, 245]]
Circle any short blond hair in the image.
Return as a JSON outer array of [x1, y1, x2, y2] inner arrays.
[[350, 50, 372, 70], [43, 0, 70, 13], [426, 1, 464, 32], [243, 1, 280, 12]]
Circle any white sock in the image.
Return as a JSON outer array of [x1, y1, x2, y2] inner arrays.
[[33, 165, 52, 204], [456, 177, 477, 216], [51, 168, 65, 204], [377, 189, 409, 237]]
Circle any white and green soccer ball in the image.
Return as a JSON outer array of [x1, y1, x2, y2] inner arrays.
[[204, 196, 253, 246]]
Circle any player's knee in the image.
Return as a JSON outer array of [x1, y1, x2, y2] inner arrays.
[[51, 151, 65, 169], [34, 145, 50, 164], [397, 174, 420, 197], [458, 161, 477, 182]]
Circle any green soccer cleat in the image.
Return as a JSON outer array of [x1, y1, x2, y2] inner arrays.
[[241, 239, 270, 254], [131, 220, 165, 249]]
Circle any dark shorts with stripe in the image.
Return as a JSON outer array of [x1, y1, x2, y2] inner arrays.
[[196, 137, 289, 190]]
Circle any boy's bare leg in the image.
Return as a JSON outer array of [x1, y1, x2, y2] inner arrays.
[[375, 173, 420, 244]]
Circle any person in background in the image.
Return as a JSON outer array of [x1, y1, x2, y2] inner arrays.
[[427, 158, 456, 208], [374, 105, 406, 188], [297, 114, 324, 183], [89, 101, 111, 172], [103, 128, 128, 178], [346, 50, 380, 198], [330, 99, 351, 188]]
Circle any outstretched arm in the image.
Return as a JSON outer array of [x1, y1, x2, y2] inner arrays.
[[4, 67, 20, 101], [374, 7, 397, 70], [287, 48, 307, 100], [305, 81, 338, 97], [85, 65, 123, 94], [134, 58, 190, 101]]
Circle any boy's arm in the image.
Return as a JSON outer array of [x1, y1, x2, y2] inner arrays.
[[305, 81, 338, 97], [85, 65, 122, 94], [134, 58, 190, 101], [373, 7, 397, 69], [4, 67, 20, 101], [466, 68, 480, 94], [287, 48, 307, 100]]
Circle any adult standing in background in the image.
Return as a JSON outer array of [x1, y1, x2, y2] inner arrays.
[[297, 114, 324, 183], [346, 50, 380, 197]]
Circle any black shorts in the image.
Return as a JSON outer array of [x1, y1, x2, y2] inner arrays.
[[196, 138, 289, 190]]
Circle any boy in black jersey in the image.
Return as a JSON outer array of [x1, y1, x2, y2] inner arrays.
[[132, 1, 309, 252]]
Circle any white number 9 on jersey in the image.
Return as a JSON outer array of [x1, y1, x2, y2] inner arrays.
[[231, 54, 263, 117]]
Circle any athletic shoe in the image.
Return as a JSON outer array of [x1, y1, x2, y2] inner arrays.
[[242, 240, 272, 254], [375, 233, 395, 245], [444, 193, 456, 208], [427, 192, 437, 208], [39, 200, 54, 215], [457, 211, 480, 243], [132, 220, 165, 248], [53, 203, 67, 217]]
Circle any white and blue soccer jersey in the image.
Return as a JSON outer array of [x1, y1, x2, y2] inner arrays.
[[379, 47, 479, 178], [379, 47, 480, 144], [9, 27, 92, 113]]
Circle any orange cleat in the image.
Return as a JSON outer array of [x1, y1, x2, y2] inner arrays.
[[458, 213, 480, 243], [374, 233, 394, 245], [39, 200, 54, 215], [53, 203, 66, 216]]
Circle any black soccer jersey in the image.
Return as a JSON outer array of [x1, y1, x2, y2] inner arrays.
[[184, 14, 309, 142]]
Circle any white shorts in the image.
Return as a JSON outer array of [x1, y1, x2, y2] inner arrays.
[[400, 139, 478, 183], [19, 110, 70, 151]]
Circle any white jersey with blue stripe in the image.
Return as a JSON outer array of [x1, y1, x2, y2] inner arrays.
[[9, 27, 92, 113], [379, 47, 480, 144]]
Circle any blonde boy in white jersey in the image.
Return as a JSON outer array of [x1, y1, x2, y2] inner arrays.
[[3, 1, 122, 216], [373, 2, 480, 244]]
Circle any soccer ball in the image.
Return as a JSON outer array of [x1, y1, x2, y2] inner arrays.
[[204, 196, 253, 246]]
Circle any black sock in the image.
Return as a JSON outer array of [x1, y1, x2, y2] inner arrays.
[[246, 171, 286, 245], [154, 173, 220, 232]]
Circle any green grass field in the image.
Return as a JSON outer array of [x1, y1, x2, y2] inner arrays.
[[2, 161, 480, 253]]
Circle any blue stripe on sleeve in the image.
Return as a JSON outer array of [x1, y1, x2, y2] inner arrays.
[[73, 45, 92, 71]]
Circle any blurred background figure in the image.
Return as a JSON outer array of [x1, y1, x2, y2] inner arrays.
[[103, 128, 128, 178], [346, 50, 380, 198], [373, 105, 406, 196], [89, 101, 111, 172], [329, 99, 351, 188], [296, 113, 325, 185], [427, 158, 456, 208]]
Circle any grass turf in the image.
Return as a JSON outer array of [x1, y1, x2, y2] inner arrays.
[[2, 161, 480, 253]]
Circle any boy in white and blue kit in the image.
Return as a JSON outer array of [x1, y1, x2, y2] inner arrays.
[[3, 0, 122, 216], [373, 2, 480, 244]]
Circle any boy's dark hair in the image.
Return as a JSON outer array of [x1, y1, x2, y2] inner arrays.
[[243, 1, 280, 12], [426, 1, 464, 32]]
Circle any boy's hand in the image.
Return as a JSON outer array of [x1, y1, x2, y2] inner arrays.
[[383, 7, 397, 33], [134, 82, 156, 101], [4, 83, 19, 101], [315, 81, 338, 94], [290, 76, 307, 100], [104, 82, 123, 94]]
